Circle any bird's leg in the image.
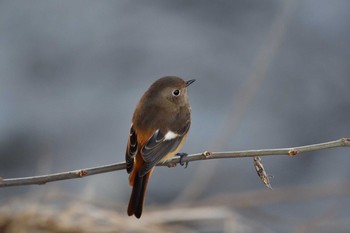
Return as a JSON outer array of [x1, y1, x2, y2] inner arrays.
[[176, 152, 189, 168]]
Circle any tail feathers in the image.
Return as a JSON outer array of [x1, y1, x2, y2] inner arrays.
[[127, 172, 150, 218]]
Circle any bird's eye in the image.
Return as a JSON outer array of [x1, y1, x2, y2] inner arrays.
[[172, 89, 180, 96]]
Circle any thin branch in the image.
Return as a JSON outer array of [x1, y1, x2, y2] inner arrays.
[[0, 138, 349, 188]]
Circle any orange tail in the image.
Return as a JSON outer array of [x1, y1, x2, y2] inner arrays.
[[127, 171, 151, 218]]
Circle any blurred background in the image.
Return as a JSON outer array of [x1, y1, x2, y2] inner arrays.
[[1, 0, 350, 232]]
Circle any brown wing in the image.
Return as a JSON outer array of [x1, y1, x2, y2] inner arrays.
[[139, 121, 190, 177], [125, 125, 138, 174]]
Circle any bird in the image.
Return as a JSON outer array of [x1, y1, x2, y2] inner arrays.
[[125, 76, 195, 218]]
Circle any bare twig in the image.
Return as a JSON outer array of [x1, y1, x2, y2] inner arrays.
[[0, 138, 349, 188]]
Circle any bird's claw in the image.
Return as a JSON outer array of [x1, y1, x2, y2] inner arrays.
[[176, 152, 189, 168]]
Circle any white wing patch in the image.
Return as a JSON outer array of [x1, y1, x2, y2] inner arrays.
[[164, 131, 179, 141]]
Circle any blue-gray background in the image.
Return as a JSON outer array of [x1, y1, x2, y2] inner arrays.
[[1, 0, 350, 232]]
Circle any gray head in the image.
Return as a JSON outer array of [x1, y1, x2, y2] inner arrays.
[[143, 76, 195, 108]]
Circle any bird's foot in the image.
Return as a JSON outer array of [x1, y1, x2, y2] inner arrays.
[[176, 152, 189, 168]]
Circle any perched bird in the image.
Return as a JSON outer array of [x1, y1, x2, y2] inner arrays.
[[125, 76, 195, 218]]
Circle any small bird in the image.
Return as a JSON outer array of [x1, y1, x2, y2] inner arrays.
[[125, 76, 195, 218]]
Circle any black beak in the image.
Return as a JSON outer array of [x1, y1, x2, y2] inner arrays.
[[186, 79, 196, 87]]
